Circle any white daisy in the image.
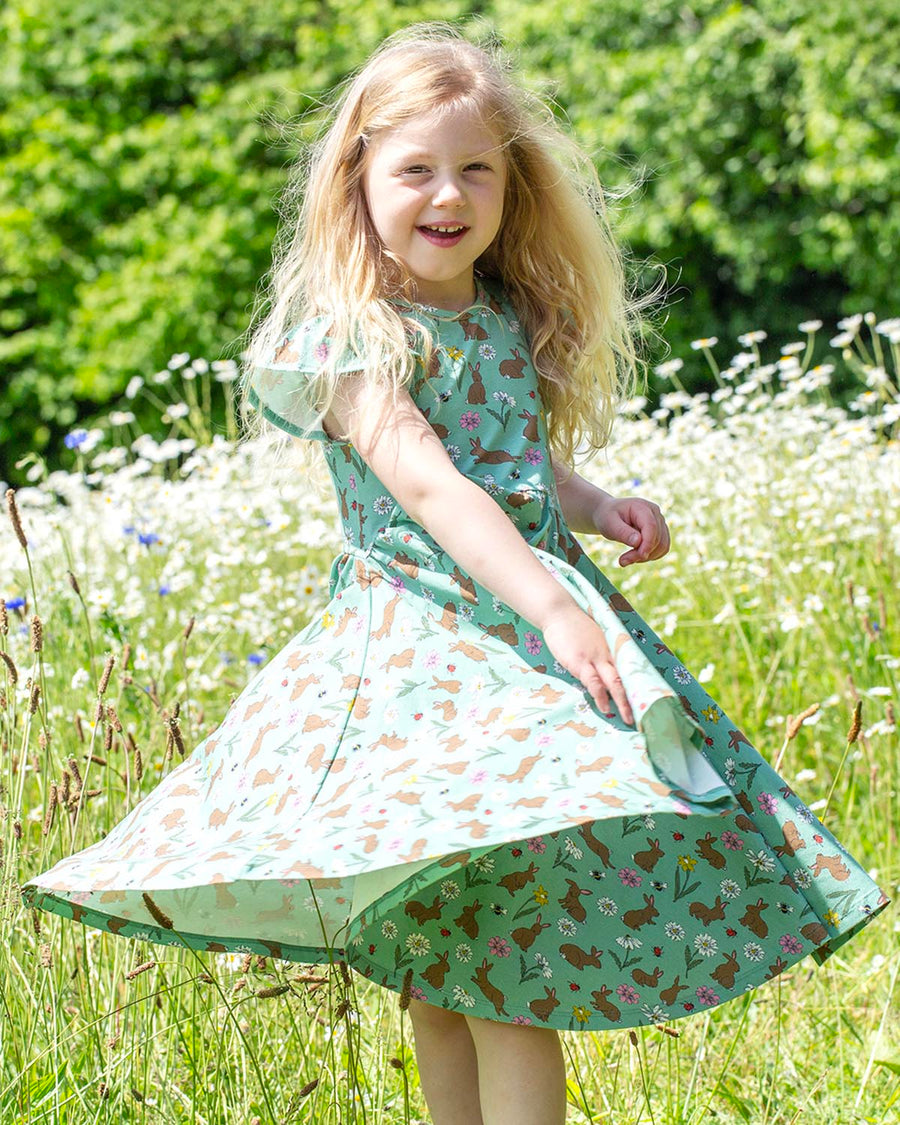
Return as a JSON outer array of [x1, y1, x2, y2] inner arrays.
[[406, 933, 431, 957], [452, 985, 476, 1008]]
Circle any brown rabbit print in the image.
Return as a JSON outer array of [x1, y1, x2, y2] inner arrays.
[[623, 894, 659, 931], [528, 986, 560, 1023], [471, 958, 508, 1017], [632, 837, 663, 872], [467, 362, 486, 404]]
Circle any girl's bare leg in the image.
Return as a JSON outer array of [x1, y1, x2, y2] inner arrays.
[[407, 998, 485, 1125], [464, 1013, 567, 1125]]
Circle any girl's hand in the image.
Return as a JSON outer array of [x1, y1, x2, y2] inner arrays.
[[542, 606, 636, 726], [592, 495, 670, 568]]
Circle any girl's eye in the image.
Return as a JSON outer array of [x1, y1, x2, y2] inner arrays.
[[466, 163, 491, 171], [402, 166, 429, 175]]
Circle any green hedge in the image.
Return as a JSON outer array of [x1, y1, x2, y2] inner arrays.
[[2, 0, 897, 482]]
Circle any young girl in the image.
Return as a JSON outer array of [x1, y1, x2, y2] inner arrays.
[[23, 23, 888, 1125]]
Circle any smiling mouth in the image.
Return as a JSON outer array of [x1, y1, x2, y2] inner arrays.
[[417, 223, 469, 245]]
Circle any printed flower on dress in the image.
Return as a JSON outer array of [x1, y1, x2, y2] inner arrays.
[[694, 933, 718, 957], [563, 836, 583, 860], [459, 411, 481, 430], [534, 951, 553, 978], [487, 936, 512, 958], [558, 917, 578, 936], [719, 878, 742, 899], [779, 934, 803, 955], [677, 855, 697, 872], [381, 920, 398, 939], [616, 934, 642, 951], [524, 448, 543, 465], [473, 854, 495, 873], [573, 1005, 591, 1024], [455, 943, 472, 962], [720, 830, 744, 851], [695, 985, 720, 1006], [440, 879, 460, 899], [618, 867, 642, 887], [406, 933, 431, 956], [452, 985, 476, 1008], [748, 850, 776, 873], [743, 942, 764, 961], [524, 632, 543, 655], [672, 665, 692, 684], [596, 897, 618, 916], [616, 984, 640, 1004], [757, 792, 778, 814], [665, 921, 685, 941]]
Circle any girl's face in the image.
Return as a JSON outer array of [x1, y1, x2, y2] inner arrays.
[[362, 104, 507, 311]]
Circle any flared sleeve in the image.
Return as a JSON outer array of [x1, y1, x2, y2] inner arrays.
[[246, 317, 367, 442]]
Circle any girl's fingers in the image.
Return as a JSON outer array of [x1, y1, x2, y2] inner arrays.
[[582, 664, 635, 726]]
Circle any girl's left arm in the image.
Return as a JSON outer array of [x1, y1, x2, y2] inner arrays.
[[550, 455, 671, 567]]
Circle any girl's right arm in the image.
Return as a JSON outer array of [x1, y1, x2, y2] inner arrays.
[[323, 375, 635, 726]]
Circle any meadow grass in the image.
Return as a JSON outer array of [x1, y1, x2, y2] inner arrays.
[[0, 315, 898, 1123]]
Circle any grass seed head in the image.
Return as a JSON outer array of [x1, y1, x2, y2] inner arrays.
[[30, 615, 43, 652], [298, 1078, 319, 1098], [0, 651, 19, 686], [255, 983, 291, 998], [0, 599, 7, 636], [124, 960, 156, 980], [5, 488, 28, 550], [141, 893, 174, 930], [847, 700, 862, 744], [787, 703, 820, 741], [98, 654, 115, 696], [399, 967, 413, 1010]]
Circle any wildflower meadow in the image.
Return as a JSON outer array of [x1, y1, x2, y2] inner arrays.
[[1, 313, 898, 1122]]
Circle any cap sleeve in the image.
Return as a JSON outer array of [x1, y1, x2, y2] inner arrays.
[[246, 317, 366, 442]]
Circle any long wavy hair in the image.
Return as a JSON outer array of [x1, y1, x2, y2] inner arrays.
[[237, 22, 663, 485]]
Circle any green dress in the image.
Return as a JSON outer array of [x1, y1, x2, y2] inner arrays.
[[21, 277, 888, 1031]]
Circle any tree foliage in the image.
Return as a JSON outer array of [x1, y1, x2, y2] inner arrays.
[[1, 0, 897, 483]]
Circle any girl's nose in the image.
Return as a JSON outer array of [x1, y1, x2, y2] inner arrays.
[[431, 175, 465, 207]]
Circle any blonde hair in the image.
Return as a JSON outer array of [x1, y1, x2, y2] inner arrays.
[[238, 22, 663, 483]]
